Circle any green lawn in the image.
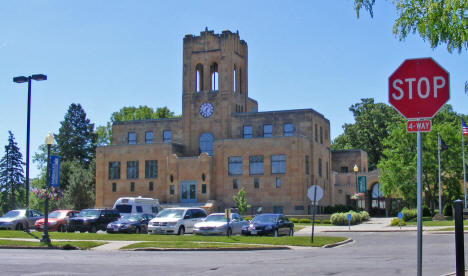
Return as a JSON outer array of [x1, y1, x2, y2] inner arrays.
[[0, 239, 105, 249], [433, 226, 468, 231], [404, 218, 467, 227], [0, 230, 346, 247]]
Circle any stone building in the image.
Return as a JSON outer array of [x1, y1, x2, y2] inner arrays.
[[95, 29, 335, 214]]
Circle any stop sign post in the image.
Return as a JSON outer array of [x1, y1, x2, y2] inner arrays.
[[388, 57, 449, 276]]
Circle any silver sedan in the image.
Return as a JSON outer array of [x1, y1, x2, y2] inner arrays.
[[193, 213, 248, 236], [0, 209, 43, 230]]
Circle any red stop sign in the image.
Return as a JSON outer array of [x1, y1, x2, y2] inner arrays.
[[389, 58, 449, 119]]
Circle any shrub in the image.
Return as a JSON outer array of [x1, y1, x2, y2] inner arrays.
[[322, 220, 331, 224], [243, 216, 253, 221], [443, 203, 453, 217], [331, 211, 366, 225], [422, 205, 432, 217], [298, 218, 311, 223], [401, 208, 417, 221], [360, 211, 370, 221], [390, 218, 406, 226], [289, 218, 299, 223]]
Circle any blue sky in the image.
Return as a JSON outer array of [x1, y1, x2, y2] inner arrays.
[[1, 1, 467, 178]]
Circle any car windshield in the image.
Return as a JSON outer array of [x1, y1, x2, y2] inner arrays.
[[115, 204, 132, 213], [204, 214, 227, 222], [2, 210, 22, 218], [252, 215, 277, 224], [124, 214, 141, 221], [79, 209, 100, 218], [48, 211, 66, 219], [156, 209, 184, 219]]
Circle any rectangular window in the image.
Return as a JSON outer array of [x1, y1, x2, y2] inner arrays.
[[283, 123, 294, 136], [326, 162, 329, 180], [254, 178, 259, 189], [128, 132, 136, 144], [149, 181, 153, 191], [233, 179, 238, 189], [130, 182, 135, 192], [145, 160, 158, 179], [263, 124, 272, 138], [108, 161, 120, 180], [271, 154, 286, 174], [294, 205, 304, 211], [314, 124, 318, 142], [145, 131, 153, 144], [127, 161, 139, 179], [305, 156, 310, 175], [202, 184, 207, 194], [112, 182, 116, 192], [273, 206, 283, 214], [170, 185, 175, 195], [228, 156, 243, 176], [320, 126, 323, 144], [318, 158, 322, 178], [276, 177, 281, 188], [163, 130, 171, 143], [249, 155, 264, 175], [243, 125, 252, 139], [340, 166, 348, 173]]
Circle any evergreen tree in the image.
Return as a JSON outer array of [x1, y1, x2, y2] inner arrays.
[[0, 131, 25, 213], [55, 103, 97, 167], [61, 160, 95, 210]]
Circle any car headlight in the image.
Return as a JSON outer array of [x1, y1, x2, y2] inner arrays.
[[265, 225, 272, 230], [167, 222, 177, 226]]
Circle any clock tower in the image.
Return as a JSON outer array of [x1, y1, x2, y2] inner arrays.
[[181, 29, 251, 156]]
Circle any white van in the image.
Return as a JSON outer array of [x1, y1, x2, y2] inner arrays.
[[113, 197, 161, 217]]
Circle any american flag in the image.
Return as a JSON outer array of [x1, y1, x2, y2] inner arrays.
[[463, 119, 468, 138]]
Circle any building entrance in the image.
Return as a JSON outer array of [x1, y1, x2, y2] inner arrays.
[[180, 181, 197, 203]]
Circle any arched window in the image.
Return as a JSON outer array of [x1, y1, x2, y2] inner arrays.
[[196, 64, 203, 92], [210, 63, 219, 91], [238, 67, 242, 94], [233, 65, 237, 92], [199, 133, 214, 156]]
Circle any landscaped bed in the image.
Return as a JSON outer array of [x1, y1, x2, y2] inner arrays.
[[0, 231, 347, 248]]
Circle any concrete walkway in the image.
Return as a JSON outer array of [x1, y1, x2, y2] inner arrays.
[[295, 217, 452, 236]]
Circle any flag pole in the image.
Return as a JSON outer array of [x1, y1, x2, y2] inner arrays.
[[438, 132, 442, 214], [462, 120, 466, 208]]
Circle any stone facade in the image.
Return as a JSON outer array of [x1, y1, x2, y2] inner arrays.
[[95, 29, 374, 215]]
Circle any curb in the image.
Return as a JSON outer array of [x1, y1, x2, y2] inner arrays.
[[129, 246, 291, 251], [0, 245, 78, 250], [322, 238, 353, 248]]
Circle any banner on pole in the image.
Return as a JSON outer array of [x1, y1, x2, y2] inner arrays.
[[358, 176, 367, 193], [49, 155, 60, 187]]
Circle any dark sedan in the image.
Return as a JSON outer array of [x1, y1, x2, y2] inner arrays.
[[241, 213, 294, 237], [106, 213, 154, 234]]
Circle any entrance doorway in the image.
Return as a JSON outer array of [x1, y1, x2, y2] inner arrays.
[[180, 181, 197, 203], [371, 182, 386, 216]]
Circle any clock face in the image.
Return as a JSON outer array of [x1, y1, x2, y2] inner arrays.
[[200, 102, 214, 118]]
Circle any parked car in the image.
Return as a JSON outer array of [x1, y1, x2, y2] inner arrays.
[[68, 209, 120, 233], [113, 197, 161, 217], [0, 209, 43, 230], [34, 210, 79, 232], [193, 212, 248, 235], [241, 213, 294, 237], [106, 213, 154, 234], [147, 207, 207, 235]]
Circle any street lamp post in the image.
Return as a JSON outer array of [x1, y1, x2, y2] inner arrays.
[[353, 164, 359, 209], [41, 132, 54, 246], [13, 74, 47, 233]]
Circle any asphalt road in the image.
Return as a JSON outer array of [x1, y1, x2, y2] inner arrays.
[[0, 232, 465, 276]]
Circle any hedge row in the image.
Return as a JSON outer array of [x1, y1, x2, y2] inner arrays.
[[330, 211, 370, 225]]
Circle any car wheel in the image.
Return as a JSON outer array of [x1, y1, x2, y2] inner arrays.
[[289, 228, 294, 236], [178, 226, 185, 235], [135, 227, 141, 234], [274, 229, 279, 237], [15, 223, 23, 231], [227, 228, 232, 236], [90, 225, 97, 233]]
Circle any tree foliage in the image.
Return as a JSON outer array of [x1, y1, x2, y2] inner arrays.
[[331, 98, 402, 169], [60, 160, 95, 210], [354, 0, 468, 53], [55, 103, 97, 167], [378, 105, 467, 209], [232, 188, 251, 215], [0, 131, 25, 213]]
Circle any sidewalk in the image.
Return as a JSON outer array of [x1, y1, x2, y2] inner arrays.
[[295, 217, 454, 236]]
